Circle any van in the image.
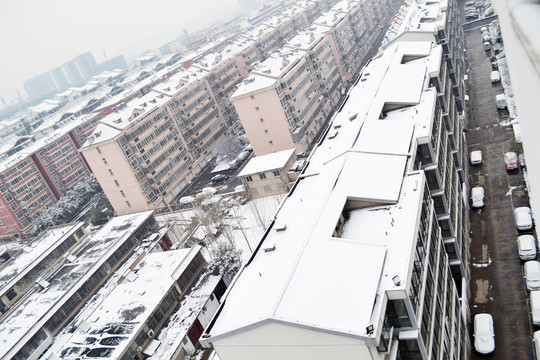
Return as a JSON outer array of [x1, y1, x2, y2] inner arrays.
[[531, 291, 540, 326], [496, 94, 507, 109], [471, 187, 485, 208], [483, 41, 491, 51]]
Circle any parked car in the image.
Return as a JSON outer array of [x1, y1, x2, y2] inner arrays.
[[470, 150, 483, 165], [504, 151, 519, 171], [518, 235, 537, 260], [525, 261, 540, 291], [490, 70, 500, 83], [466, 13, 479, 20], [535, 331, 540, 359], [531, 291, 540, 326], [483, 41, 491, 51], [519, 153, 526, 169], [474, 313, 495, 354], [515, 207, 534, 231], [496, 94, 507, 109], [237, 150, 250, 162], [471, 187, 485, 208], [211, 174, 230, 184]]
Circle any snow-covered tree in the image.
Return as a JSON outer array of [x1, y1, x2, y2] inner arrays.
[[32, 174, 103, 234], [209, 241, 243, 279]]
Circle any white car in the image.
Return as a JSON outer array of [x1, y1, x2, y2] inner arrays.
[[531, 291, 540, 326], [490, 70, 500, 83], [471, 187, 485, 208], [518, 235, 537, 261], [534, 331, 540, 359], [515, 207, 533, 231], [525, 261, 540, 291], [474, 313, 495, 354], [470, 150, 483, 165]]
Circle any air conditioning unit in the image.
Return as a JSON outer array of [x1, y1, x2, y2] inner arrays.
[[148, 329, 155, 338], [137, 346, 143, 353]]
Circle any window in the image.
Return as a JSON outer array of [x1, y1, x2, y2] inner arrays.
[[264, 129, 269, 134], [269, 141, 273, 145], [126, 201, 132, 208], [108, 169, 114, 176], [114, 180, 120, 187], [259, 118, 264, 123], [97, 147, 102, 154], [102, 158, 108, 165], [250, 95, 255, 100], [273, 170, 280, 177], [6, 288, 17, 301], [245, 175, 253, 182], [255, 106, 260, 112], [120, 190, 126, 198], [259, 173, 267, 180]]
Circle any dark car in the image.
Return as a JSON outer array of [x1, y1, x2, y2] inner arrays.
[[211, 174, 230, 184]]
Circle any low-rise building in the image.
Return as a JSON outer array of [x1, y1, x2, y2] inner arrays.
[[46, 246, 226, 360], [0, 211, 156, 360], [238, 148, 296, 198], [0, 222, 87, 314]]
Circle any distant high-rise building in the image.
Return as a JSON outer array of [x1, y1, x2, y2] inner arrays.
[[95, 55, 128, 74], [238, 0, 263, 13], [74, 52, 97, 79], [62, 59, 85, 86], [50, 66, 70, 91], [22, 73, 57, 100]]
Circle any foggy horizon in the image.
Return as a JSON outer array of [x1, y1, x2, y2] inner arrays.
[[0, 0, 241, 102]]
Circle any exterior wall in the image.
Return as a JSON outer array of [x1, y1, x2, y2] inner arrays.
[[82, 140, 148, 215], [232, 88, 299, 156], [492, 0, 540, 222], [0, 157, 57, 239], [33, 134, 90, 193], [242, 155, 296, 198], [212, 322, 372, 360]]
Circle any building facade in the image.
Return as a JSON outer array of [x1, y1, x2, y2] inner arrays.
[[0, 114, 100, 241], [238, 148, 296, 198]]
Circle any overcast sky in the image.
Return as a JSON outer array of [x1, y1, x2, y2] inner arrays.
[[0, 0, 240, 100]]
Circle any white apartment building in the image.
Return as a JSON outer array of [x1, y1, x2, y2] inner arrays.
[[204, 37, 469, 359], [492, 0, 540, 220]]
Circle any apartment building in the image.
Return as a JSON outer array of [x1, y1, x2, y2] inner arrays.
[[81, 68, 227, 215], [203, 39, 469, 360], [191, 38, 256, 126], [380, 0, 468, 282], [46, 246, 226, 360], [314, 3, 362, 81], [0, 211, 156, 360], [231, 48, 328, 155], [0, 222, 87, 314], [492, 0, 540, 219], [238, 148, 296, 198], [286, 24, 343, 108], [0, 113, 100, 241]]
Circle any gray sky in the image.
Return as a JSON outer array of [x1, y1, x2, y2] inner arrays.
[[0, 0, 239, 100]]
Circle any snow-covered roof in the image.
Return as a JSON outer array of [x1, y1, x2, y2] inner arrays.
[[207, 39, 440, 342], [285, 26, 329, 52], [147, 274, 222, 359], [0, 223, 83, 296], [238, 148, 296, 176], [0, 210, 154, 359], [381, 0, 447, 48], [231, 49, 306, 97], [82, 91, 171, 147], [50, 247, 202, 360]]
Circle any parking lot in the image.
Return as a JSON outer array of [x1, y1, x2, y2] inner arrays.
[[465, 23, 537, 359]]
